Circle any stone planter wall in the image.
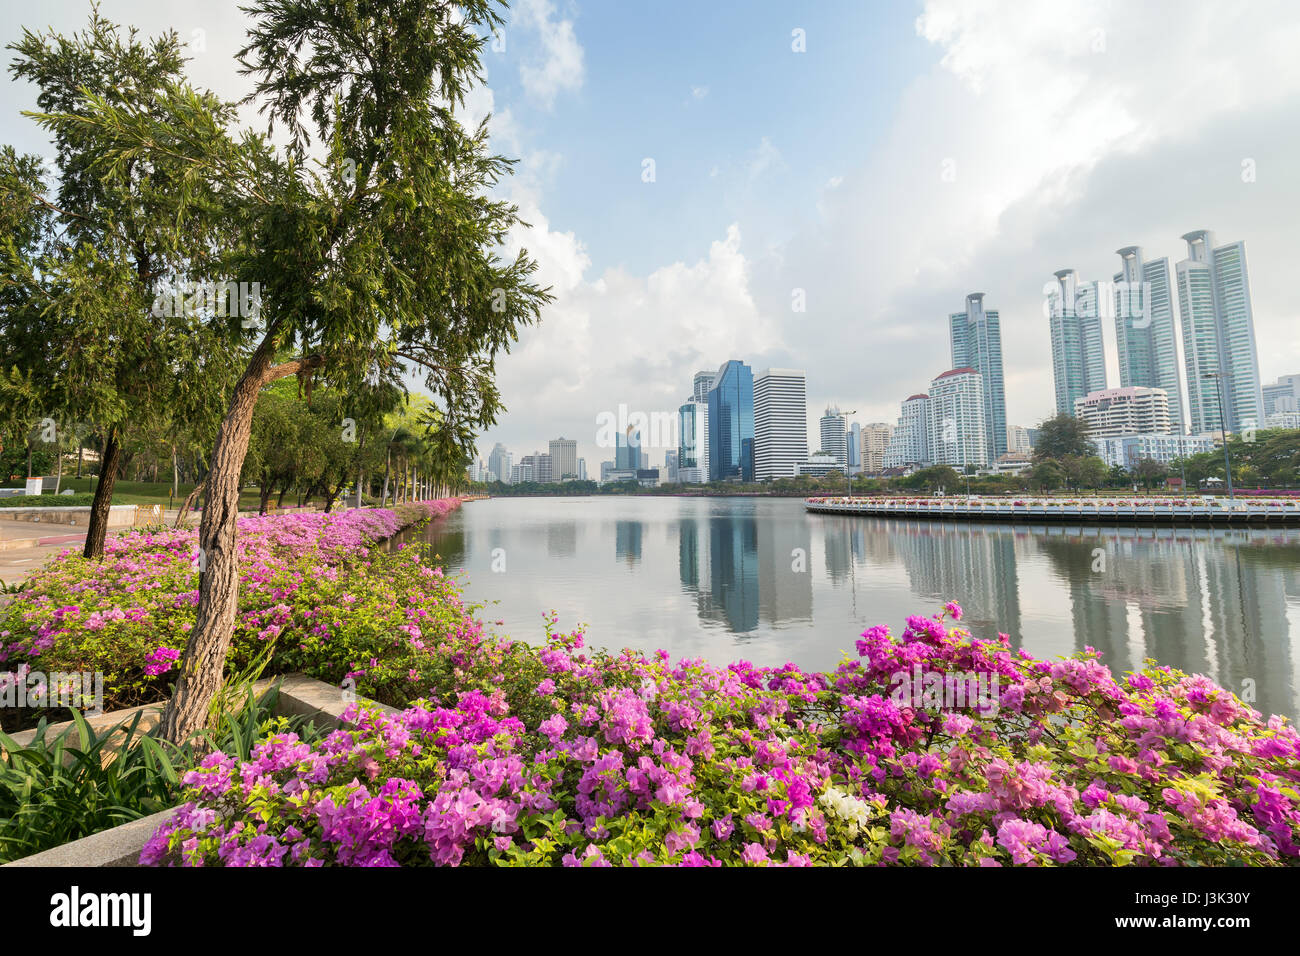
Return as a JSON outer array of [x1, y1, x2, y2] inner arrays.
[[3, 674, 395, 868]]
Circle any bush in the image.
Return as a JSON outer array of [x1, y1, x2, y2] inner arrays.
[[0, 683, 324, 863], [141, 605, 1300, 867], [0, 501, 460, 730]]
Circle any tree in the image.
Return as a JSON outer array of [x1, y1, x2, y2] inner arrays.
[[1032, 413, 1096, 462], [6, 15, 239, 556], [1134, 457, 1169, 490], [50, 0, 551, 742], [1030, 460, 1065, 491]]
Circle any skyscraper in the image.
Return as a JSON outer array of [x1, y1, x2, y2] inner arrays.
[[1114, 247, 1185, 433], [859, 423, 893, 474], [487, 442, 512, 485], [615, 425, 641, 470], [692, 370, 715, 403], [1048, 269, 1107, 416], [1073, 386, 1172, 437], [819, 406, 847, 467], [677, 400, 709, 483], [949, 293, 1006, 462], [548, 437, 578, 480], [708, 360, 755, 482], [753, 368, 808, 481], [883, 395, 931, 469], [1262, 373, 1300, 417], [928, 368, 987, 469], [1176, 231, 1264, 435]]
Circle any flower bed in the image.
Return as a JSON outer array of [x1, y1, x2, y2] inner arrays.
[[140, 601, 1300, 867], [0, 500, 461, 729]]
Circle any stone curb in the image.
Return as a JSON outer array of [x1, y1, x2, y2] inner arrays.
[[3, 673, 396, 868]]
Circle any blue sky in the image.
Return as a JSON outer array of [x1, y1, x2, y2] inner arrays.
[[486, 1, 930, 277], [4, 1, 1300, 473]]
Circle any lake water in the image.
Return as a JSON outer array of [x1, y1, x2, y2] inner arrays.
[[392, 496, 1300, 719]]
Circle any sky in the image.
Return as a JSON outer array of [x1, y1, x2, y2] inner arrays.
[[4, 0, 1300, 474]]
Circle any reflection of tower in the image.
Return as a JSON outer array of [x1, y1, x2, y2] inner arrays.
[[757, 511, 812, 625], [679, 517, 701, 591], [1201, 535, 1295, 720], [707, 513, 759, 632], [890, 521, 1023, 645], [821, 517, 854, 584], [547, 521, 576, 558], [615, 520, 642, 564], [1037, 532, 1133, 672]]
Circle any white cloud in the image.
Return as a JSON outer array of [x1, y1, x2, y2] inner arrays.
[[513, 0, 585, 110], [749, 0, 1300, 432], [691, 85, 709, 100]]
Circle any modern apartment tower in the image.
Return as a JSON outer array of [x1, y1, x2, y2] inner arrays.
[[487, 442, 513, 485], [1114, 247, 1185, 433], [818, 406, 848, 468], [1073, 386, 1172, 438], [707, 360, 755, 482], [1048, 269, 1107, 415], [615, 427, 641, 471], [928, 368, 987, 469], [548, 437, 578, 480], [1176, 231, 1264, 435], [883, 394, 931, 469], [949, 293, 1006, 462], [753, 368, 808, 481], [692, 371, 715, 403], [859, 423, 893, 474], [677, 400, 709, 483]]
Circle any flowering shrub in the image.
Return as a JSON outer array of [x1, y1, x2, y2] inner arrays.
[[0, 501, 460, 729], [141, 602, 1300, 867]]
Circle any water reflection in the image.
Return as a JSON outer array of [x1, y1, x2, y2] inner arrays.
[[389, 498, 1300, 719]]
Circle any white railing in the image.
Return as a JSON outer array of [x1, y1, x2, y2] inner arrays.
[[803, 496, 1300, 523]]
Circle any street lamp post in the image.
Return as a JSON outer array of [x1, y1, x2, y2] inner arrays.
[[844, 410, 857, 498], [1202, 371, 1235, 499]]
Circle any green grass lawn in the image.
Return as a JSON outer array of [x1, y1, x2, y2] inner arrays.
[[5, 478, 271, 511]]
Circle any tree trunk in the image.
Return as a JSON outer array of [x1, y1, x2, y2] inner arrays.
[[76, 442, 84, 479], [159, 354, 268, 744], [171, 447, 179, 499], [159, 349, 322, 745], [381, 447, 391, 506], [175, 477, 206, 529], [83, 427, 122, 559]]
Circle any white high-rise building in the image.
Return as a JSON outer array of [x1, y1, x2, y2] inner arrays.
[[548, 437, 578, 480], [1048, 269, 1108, 416], [754, 368, 808, 481], [1074, 386, 1172, 438], [819, 406, 847, 468], [1262, 374, 1300, 418], [692, 371, 715, 403], [488, 443, 513, 485], [1007, 425, 1034, 455], [928, 368, 987, 469], [950, 293, 1006, 463], [677, 400, 709, 483], [883, 394, 931, 469], [1114, 247, 1185, 433], [1177, 231, 1264, 436], [859, 423, 892, 475]]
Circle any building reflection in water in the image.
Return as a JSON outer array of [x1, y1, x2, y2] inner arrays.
[[1036, 526, 1300, 718], [676, 510, 811, 634], [615, 520, 643, 565]]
